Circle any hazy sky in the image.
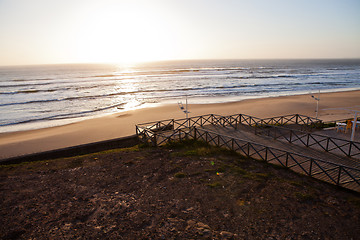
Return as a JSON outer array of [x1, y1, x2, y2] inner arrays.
[[0, 0, 359, 66]]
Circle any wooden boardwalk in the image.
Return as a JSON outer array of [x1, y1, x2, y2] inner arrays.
[[136, 113, 360, 192], [250, 125, 360, 160], [200, 124, 360, 192], [203, 124, 360, 169]]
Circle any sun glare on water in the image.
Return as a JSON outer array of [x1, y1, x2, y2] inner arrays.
[[72, 1, 179, 64]]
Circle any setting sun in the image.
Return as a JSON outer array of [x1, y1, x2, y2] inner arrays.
[[70, 1, 179, 64]]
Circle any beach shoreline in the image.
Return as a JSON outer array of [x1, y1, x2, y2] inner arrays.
[[2, 87, 359, 135], [0, 90, 359, 159]]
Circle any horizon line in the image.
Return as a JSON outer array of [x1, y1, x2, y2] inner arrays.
[[1, 57, 360, 67]]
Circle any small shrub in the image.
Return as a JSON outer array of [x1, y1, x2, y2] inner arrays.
[[254, 172, 273, 179], [236, 199, 246, 206], [174, 172, 187, 178], [119, 145, 140, 152]]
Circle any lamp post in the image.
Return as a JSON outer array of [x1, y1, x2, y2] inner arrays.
[[178, 95, 190, 128], [311, 90, 320, 119], [178, 95, 190, 124]]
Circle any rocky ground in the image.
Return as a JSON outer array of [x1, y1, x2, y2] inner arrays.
[[1, 140, 360, 239]]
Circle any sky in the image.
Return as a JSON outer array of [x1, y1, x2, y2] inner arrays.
[[0, 0, 359, 66]]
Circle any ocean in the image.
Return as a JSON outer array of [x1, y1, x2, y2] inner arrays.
[[1, 59, 360, 133]]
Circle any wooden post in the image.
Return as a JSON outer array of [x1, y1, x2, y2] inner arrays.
[[306, 134, 310, 147], [326, 137, 330, 152], [265, 147, 268, 162], [337, 166, 342, 185], [348, 142, 352, 157], [247, 143, 250, 156]]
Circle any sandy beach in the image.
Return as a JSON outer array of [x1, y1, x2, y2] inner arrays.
[[0, 90, 359, 159]]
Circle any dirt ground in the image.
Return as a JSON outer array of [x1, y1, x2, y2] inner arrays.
[[1, 140, 360, 240]]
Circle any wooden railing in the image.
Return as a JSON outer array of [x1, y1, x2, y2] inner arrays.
[[136, 113, 321, 136], [136, 113, 360, 191], [136, 113, 323, 148], [217, 113, 322, 130], [136, 113, 360, 160], [252, 126, 360, 159], [261, 114, 322, 126], [138, 126, 360, 192], [204, 113, 359, 160], [136, 114, 217, 135], [194, 127, 359, 191]]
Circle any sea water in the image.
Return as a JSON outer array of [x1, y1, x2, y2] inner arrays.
[[0, 59, 360, 133]]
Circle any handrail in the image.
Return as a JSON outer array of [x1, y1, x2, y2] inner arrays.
[[136, 113, 359, 159], [135, 113, 319, 130], [237, 120, 360, 159], [194, 127, 360, 191], [194, 127, 358, 170], [139, 125, 360, 192], [135, 113, 217, 128]]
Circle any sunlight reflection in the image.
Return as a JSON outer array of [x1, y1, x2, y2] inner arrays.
[[115, 63, 137, 73], [111, 64, 143, 112]]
